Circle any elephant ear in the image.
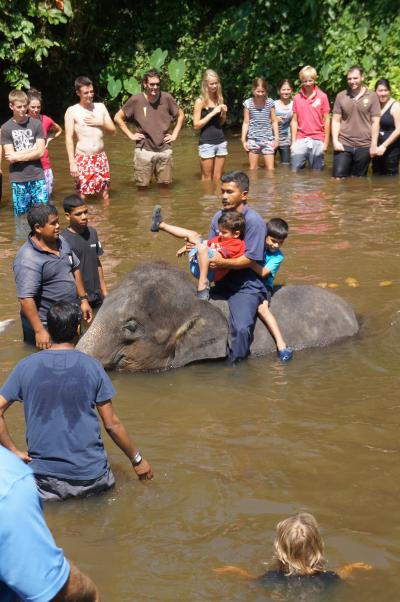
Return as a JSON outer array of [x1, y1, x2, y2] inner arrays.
[[170, 300, 229, 367]]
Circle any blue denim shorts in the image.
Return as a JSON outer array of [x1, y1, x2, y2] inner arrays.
[[189, 246, 216, 282], [199, 141, 228, 159]]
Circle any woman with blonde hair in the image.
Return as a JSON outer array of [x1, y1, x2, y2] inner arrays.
[[214, 512, 372, 595], [193, 69, 228, 180]]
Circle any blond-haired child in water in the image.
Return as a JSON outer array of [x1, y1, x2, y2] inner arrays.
[[214, 513, 372, 594]]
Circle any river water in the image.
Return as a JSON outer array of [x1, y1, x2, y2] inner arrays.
[[0, 131, 399, 601]]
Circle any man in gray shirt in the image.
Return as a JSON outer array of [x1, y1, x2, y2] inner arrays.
[[14, 204, 93, 348], [1, 89, 48, 215]]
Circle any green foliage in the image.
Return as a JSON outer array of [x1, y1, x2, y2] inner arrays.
[[0, 0, 72, 89], [2, 0, 400, 122]]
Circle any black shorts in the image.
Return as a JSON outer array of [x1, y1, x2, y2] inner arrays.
[[332, 146, 371, 177], [372, 144, 400, 176], [276, 146, 290, 164]]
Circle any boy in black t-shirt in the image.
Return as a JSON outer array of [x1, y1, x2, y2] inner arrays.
[[61, 194, 107, 308]]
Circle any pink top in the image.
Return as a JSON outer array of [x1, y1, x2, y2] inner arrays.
[[39, 114, 55, 170], [292, 86, 330, 141]]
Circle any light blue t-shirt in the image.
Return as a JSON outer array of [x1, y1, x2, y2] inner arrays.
[[263, 248, 283, 289], [0, 349, 116, 480], [0, 446, 70, 601]]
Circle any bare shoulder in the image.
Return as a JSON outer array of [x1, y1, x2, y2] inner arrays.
[[65, 103, 80, 118]]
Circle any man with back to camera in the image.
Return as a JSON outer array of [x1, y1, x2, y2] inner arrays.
[[13, 203, 93, 348], [114, 69, 185, 188], [206, 171, 267, 362], [65, 76, 115, 200], [331, 65, 381, 178], [0, 446, 100, 600], [0, 301, 153, 501]]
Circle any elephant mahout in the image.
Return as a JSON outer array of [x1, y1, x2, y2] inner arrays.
[[77, 262, 359, 372]]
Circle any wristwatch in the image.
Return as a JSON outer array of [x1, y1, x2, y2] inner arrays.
[[131, 451, 143, 466], [79, 294, 88, 301]]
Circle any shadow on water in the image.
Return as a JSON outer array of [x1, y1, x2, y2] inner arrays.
[[0, 131, 399, 600]]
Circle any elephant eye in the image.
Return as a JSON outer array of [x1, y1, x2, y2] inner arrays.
[[124, 320, 138, 333]]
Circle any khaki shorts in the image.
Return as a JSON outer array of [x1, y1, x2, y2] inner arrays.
[[134, 147, 173, 186]]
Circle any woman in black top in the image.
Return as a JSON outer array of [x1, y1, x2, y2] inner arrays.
[[372, 79, 400, 176], [193, 69, 228, 181]]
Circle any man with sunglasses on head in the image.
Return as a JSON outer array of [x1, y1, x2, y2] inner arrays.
[[114, 69, 185, 188]]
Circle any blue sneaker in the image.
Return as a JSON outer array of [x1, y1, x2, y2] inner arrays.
[[277, 347, 293, 362]]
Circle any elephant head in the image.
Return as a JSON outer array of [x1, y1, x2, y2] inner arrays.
[[77, 262, 229, 371]]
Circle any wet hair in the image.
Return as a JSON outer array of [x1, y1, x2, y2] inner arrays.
[[63, 194, 85, 213], [47, 302, 82, 343], [278, 79, 293, 92], [74, 75, 93, 91], [252, 77, 268, 93], [375, 78, 391, 92], [347, 65, 364, 76], [27, 204, 58, 234], [143, 69, 161, 84], [273, 513, 326, 576], [9, 89, 28, 104], [200, 69, 224, 106], [218, 211, 245, 238], [27, 88, 42, 103], [299, 66, 317, 81], [221, 171, 249, 193], [267, 218, 289, 241]]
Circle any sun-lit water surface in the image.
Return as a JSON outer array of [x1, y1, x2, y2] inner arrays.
[[0, 130, 399, 601]]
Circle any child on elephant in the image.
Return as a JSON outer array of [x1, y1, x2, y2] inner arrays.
[[150, 205, 245, 300], [214, 512, 372, 597], [251, 217, 293, 362]]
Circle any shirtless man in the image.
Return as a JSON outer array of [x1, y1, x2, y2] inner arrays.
[[65, 76, 115, 200]]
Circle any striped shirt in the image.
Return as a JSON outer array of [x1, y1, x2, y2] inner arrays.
[[243, 97, 274, 141]]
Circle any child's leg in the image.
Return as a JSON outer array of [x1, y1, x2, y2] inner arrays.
[[150, 205, 201, 244], [196, 242, 213, 291], [257, 300, 287, 351], [159, 222, 202, 245]]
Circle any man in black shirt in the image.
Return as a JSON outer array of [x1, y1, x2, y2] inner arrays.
[[62, 195, 107, 308]]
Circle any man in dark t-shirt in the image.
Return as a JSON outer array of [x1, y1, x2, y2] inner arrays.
[[207, 171, 267, 362], [1, 89, 48, 215], [62, 194, 107, 308], [0, 302, 153, 501], [114, 69, 185, 187]]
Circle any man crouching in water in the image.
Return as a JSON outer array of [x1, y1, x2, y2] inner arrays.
[[0, 301, 153, 501]]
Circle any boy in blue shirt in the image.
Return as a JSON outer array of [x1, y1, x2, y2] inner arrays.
[[251, 218, 293, 362]]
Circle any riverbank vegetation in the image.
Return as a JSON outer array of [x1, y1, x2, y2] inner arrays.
[[1, 0, 399, 121]]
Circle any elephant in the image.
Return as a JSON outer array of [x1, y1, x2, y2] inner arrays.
[[77, 262, 360, 372]]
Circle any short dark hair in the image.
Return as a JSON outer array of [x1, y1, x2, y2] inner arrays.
[[266, 218, 289, 241], [143, 69, 161, 84], [27, 204, 58, 234], [221, 171, 249, 193], [75, 75, 93, 91], [47, 302, 82, 343], [218, 211, 245, 238], [347, 65, 364, 76], [375, 78, 391, 92], [27, 88, 42, 103], [63, 194, 85, 213]]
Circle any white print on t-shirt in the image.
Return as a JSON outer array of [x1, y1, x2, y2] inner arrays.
[[311, 98, 321, 109], [12, 128, 35, 151]]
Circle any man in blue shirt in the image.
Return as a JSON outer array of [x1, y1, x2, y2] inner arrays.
[[13, 203, 93, 349], [0, 302, 153, 501], [0, 445, 99, 600], [208, 171, 267, 361]]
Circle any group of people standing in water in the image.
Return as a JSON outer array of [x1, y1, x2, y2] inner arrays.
[[197, 64, 400, 180], [1, 62, 399, 215]]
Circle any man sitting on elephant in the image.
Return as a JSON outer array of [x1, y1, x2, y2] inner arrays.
[[207, 171, 267, 362]]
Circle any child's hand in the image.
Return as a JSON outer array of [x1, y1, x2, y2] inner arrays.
[[176, 244, 188, 257], [337, 562, 373, 579], [213, 566, 255, 579]]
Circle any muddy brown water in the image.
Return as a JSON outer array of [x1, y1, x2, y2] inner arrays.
[[0, 130, 399, 601]]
